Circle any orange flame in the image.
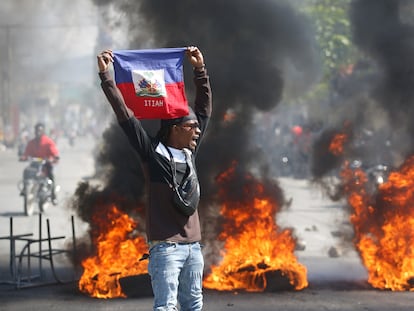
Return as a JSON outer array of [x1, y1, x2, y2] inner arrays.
[[203, 162, 308, 291], [339, 155, 414, 291], [329, 133, 347, 156], [78, 205, 148, 298]]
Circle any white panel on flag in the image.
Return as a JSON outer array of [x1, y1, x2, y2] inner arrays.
[[131, 69, 167, 98]]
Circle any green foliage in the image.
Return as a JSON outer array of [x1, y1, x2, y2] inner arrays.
[[297, 0, 358, 81]]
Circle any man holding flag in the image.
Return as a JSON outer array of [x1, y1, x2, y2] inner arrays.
[[97, 46, 212, 311]]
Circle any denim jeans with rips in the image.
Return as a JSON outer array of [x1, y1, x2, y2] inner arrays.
[[148, 241, 204, 311]]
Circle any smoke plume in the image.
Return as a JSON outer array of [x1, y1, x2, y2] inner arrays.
[[71, 0, 320, 264], [91, 0, 319, 200], [311, 0, 414, 180], [351, 0, 414, 151]]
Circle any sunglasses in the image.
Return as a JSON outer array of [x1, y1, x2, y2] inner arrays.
[[179, 123, 200, 130]]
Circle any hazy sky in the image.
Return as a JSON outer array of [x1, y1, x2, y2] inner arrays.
[[0, 0, 100, 85]]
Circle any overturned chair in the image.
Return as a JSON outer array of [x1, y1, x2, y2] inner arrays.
[[1, 214, 78, 289]]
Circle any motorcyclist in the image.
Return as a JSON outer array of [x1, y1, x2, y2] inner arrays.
[[19, 122, 60, 204]]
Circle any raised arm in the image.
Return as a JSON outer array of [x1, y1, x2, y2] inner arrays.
[[97, 49, 133, 122], [186, 47, 212, 132]]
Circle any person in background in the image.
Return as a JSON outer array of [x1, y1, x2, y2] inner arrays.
[[20, 122, 60, 204], [97, 46, 212, 311]]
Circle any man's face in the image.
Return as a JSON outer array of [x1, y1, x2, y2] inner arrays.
[[35, 126, 45, 139], [174, 120, 201, 151]]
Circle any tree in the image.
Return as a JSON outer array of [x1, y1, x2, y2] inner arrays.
[[297, 0, 358, 81]]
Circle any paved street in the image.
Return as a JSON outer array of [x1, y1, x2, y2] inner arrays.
[[0, 135, 95, 292], [0, 135, 413, 310]]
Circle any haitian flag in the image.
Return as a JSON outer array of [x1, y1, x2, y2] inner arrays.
[[113, 48, 189, 119]]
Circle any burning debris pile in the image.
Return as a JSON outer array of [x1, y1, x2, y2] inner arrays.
[[317, 130, 414, 291], [350, 156, 414, 291], [69, 126, 150, 298], [78, 205, 148, 298], [203, 162, 307, 292]]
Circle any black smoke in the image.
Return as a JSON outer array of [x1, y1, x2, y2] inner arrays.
[[71, 0, 320, 264], [351, 0, 414, 150], [90, 0, 319, 203], [311, 0, 414, 181]]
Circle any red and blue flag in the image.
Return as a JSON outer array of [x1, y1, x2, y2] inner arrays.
[[113, 48, 189, 119]]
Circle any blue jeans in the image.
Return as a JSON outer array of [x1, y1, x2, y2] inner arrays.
[[148, 242, 204, 311]]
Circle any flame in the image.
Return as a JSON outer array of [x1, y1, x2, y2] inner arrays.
[[329, 133, 347, 156], [337, 149, 414, 290], [203, 162, 308, 291], [78, 205, 148, 298]]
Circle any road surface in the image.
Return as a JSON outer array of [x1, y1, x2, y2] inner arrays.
[[0, 134, 412, 310]]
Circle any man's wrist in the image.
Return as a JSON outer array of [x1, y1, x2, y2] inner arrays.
[[194, 64, 205, 72]]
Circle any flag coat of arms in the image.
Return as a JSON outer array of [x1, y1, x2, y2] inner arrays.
[[113, 48, 189, 119]]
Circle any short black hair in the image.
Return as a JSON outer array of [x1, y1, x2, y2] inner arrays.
[[34, 122, 45, 130]]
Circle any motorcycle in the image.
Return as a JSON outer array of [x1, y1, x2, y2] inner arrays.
[[17, 158, 59, 216]]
